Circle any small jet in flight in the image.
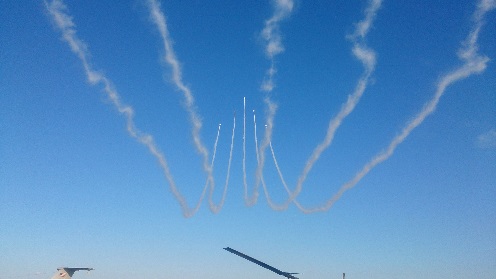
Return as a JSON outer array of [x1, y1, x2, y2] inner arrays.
[[224, 247, 299, 279], [51, 268, 93, 279]]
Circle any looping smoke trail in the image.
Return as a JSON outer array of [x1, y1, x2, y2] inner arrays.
[[297, 0, 495, 213], [146, 0, 215, 199]]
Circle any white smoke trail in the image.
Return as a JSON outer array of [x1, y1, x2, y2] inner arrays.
[[276, 0, 382, 209], [268, 141, 308, 211], [146, 0, 215, 199], [249, 103, 289, 210], [209, 117, 236, 213], [45, 0, 197, 217], [241, 98, 257, 205], [242, 97, 250, 203], [147, 0, 238, 214], [297, 0, 495, 213], [242, 99, 278, 207], [290, 0, 383, 205], [260, 0, 295, 92], [247, 109, 262, 205], [251, 111, 288, 210], [245, 0, 294, 207], [259, 0, 383, 210], [46, 0, 232, 218]]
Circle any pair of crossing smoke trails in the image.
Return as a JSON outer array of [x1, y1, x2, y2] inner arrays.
[[46, 0, 495, 217]]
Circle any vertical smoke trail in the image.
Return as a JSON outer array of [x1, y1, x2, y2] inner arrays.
[[299, 0, 495, 213], [242, 97, 250, 203], [46, 0, 231, 218], [205, 124, 221, 212], [208, 116, 236, 213], [260, 0, 295, 92], [261, 0, 383, 210], [252, 107, 289, 210], [242, 98, 260, 205], [268, 141, 308, 211], [146, 0, 215, 201], [44, 0, 204, 217], [247, 0, 294, 207], [248, 109, 262, 205], [147, 0, 237, 214], [148, 0, 240, 214], [251, 111, 288, 210]]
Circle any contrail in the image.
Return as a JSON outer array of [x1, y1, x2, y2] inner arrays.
[[297, 0, 495, 213], [243, 100, 278, 207], [45, 0, 196, 217], [259, 0, 383, 210], [249, 103, 290, 210], [251, 109, 288, 210], [209, 117, 236, 213], [47, 0, 493, 215], [287, 0, 383, 209], [247, 108, 262, 205], [46, 0, 233, 218], [260, 0, 295, 92], [146, 0, 237, 214], [245, 0, 294, 207], [242, 97, 251, 203], [242, 97, 259, 205], [146, 0, 215, 201]]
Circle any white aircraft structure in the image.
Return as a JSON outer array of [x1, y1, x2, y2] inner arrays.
[[51, 268, 93, 279]]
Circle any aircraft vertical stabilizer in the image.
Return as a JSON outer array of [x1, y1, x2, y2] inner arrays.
[[51, 268, 93, 279]]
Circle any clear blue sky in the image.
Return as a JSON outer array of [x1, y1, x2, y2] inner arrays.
[[1, 0, 495, 279]]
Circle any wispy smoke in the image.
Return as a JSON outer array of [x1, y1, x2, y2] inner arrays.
[[243, 0, 294, 206], [298, 0, 494, 213], [47, 0, 494, 216], [476, 129, 496, 149], [46, 0, 237, 218], [209, 118, 237, 213], [264, 0, 493, 213], [45, 0, 194, 216], [261, 0, 383, 211], [146, 0, 214, 197], [146, 0, 236, 215], [293, 0, 382, 206], [260, 0, 294, 92]]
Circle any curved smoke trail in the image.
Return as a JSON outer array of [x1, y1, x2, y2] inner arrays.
[[299, 0, 496, 213], [45, 0, 194, 216], [47, 0, 236, 217], [265, 0, 494, 213], [47, 0, 494, 215], [243, 0, 294, 207], [259, 0, 383, 210], [286, 0, 494, 213], [147, 0, 237, 215]]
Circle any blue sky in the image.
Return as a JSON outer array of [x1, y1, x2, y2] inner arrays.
[[1, 0, 495, 278]]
